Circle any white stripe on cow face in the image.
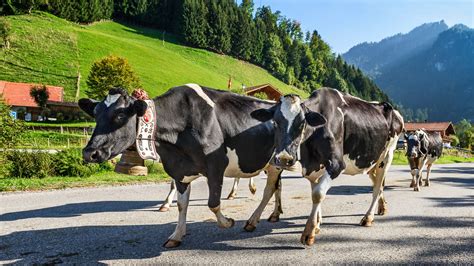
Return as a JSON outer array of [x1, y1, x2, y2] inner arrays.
[[104, 94, 121, 107], [185, 83, 215, 108], [280, 95, 302, 133]]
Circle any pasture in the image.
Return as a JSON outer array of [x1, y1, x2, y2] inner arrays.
[[1, 163, 472, 264]]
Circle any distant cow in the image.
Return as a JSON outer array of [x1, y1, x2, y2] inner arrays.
[[249, 88, 404, 245], [79, 85, 287, 248], [405, 130, 443, 191], [159, 177, 257, 212]]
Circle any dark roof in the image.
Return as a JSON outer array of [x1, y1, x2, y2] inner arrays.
[[405, 122, 456, 135], [244, 83, 282, 95]]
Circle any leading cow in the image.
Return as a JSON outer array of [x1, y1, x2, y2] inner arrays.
[[249, 88, 404, 245], [78, 85, 297, 248]]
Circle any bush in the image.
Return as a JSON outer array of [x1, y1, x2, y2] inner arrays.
[[5, 148, 113, 178], [6, 151, 54, 178], [54, 148, 112, 177]]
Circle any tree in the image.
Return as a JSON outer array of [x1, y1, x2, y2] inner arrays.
[[0, 18, 11, 49], [263, 33, 286, 79], [455, 119, 473, 149], [30, 85, 50, 120], [240, 0, 253, 18], [181, 0, 209, 48], [232, 9, 253, 60], [207, 1, 231, 54], [86, 55, 141, 99]]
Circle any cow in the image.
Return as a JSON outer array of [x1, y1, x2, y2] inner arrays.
[[248, 88, 404, 246], [405, 130, 443, 191], [78, 84, 293, 248], [158, 177, 257, 212]]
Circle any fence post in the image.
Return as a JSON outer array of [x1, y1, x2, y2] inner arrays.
[[67, 138, 70, 148]]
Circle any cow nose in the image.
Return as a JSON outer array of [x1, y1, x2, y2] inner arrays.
[[83, 148, 101, 162], [275, 152, 295, 167]]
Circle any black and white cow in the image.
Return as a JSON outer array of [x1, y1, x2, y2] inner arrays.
[[79, 85, 292, 248], [248, 88, 404, 245], [405, 130, 443, 191], [158, 177, 257, 212]]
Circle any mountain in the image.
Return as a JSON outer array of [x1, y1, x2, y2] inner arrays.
[[343, 21, 448, 78], [0, 12, 306, 101], [343, 22, 474, 122]]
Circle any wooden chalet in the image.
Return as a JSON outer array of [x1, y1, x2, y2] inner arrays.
[[0, 80, 80, 121], [244, 83, 283, 101]]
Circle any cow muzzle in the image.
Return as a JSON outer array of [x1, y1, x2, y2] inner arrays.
[[83, 147, 108, 163], [274, 151, 295, 168]]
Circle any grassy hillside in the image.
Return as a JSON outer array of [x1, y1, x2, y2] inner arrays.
[[0, 12, 306, 101]]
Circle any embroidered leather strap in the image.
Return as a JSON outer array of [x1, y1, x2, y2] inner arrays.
[[136, 100, 159, 160]]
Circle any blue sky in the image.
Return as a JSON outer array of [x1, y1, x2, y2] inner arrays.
[[253, 0, 474, 54]]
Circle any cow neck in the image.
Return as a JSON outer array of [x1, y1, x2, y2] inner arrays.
[[135, 99, 159, 160]]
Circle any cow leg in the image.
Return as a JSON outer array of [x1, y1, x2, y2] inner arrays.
[[268, 174, 283, 222], [249, 177, 257, 195], [301, 170, 332, 246], [159, 180, 177, 212], [410, 169, 417, 188], [226, 178, 240, 200], [425, 163, 432, 187], [208, 166, 235, 229], [414, 159, 427, 192], [245, 166, 282, 231], [163, 183, 191, 248], [361, 150, 394, 226]]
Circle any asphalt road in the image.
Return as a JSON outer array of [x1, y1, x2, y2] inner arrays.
[[1, 163, 473, 264]]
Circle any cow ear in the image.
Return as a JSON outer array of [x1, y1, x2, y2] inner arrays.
[[305, 111, 326, 128], [251, 108, 275, 122], [78, 98, 98, 118], [133, 100, 148, 117]]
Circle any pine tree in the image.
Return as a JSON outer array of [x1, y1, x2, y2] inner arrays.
[[263, 33, 286, 79], [182, 0, 209, 48], [232, 9, 253, 60]]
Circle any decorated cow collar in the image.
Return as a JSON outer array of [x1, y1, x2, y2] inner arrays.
[[133, 89, 159, 160]]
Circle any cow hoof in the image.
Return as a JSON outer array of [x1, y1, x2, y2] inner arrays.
[[300, 234, 315, 246], [244, 221, 256, 232], [268, 214, 280, 223], [226, 195, 235, 200], [218, 218, 235, 229], [163, 239, 181, 248], [414, 187, 420, 192], [409, 181, 416, 188], [158, 205, 170, 212], [424, 181, 430, 187], [360, 216, 374, 227]]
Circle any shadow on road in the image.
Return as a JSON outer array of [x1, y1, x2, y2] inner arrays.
[[0, 217, 304, 264]]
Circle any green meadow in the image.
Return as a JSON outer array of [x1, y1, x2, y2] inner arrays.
[[0, 12, 306, 101]]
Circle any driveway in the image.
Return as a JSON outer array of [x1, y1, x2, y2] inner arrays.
[[1, 163, 473, 264]]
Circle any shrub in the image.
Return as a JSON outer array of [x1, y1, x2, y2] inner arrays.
[[53, 148, 112, 177], [5, 148, 113, 179], [6, 151, 54, 178]]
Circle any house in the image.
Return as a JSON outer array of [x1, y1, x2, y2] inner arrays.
[[404, 122, 456, 144], [0, 80, 80, 121], [244, 83, 283, 101]]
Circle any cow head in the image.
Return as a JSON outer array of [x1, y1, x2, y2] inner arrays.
[[405, 130, 429, 159], [79, 88, 147, 163], [251, 94, 326, 169]]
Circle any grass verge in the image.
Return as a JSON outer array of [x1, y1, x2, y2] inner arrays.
[[391, 149, 474, 165], [0, 161, 170, 192]]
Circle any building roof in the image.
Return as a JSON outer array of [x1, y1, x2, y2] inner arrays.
[[244, 83, 283, 101], [0, 80, 63, 107], [405, 122, 456, 135]]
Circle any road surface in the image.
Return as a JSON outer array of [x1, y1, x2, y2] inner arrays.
[[1, 163, 473, 264]]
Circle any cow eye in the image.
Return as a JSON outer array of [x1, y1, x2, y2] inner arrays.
[[116, 113, 126, 121]]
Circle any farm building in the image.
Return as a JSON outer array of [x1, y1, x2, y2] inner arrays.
[[0, 80, 81, 121], [404, 122, 456, 143], [244, 83, 282, 101]]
